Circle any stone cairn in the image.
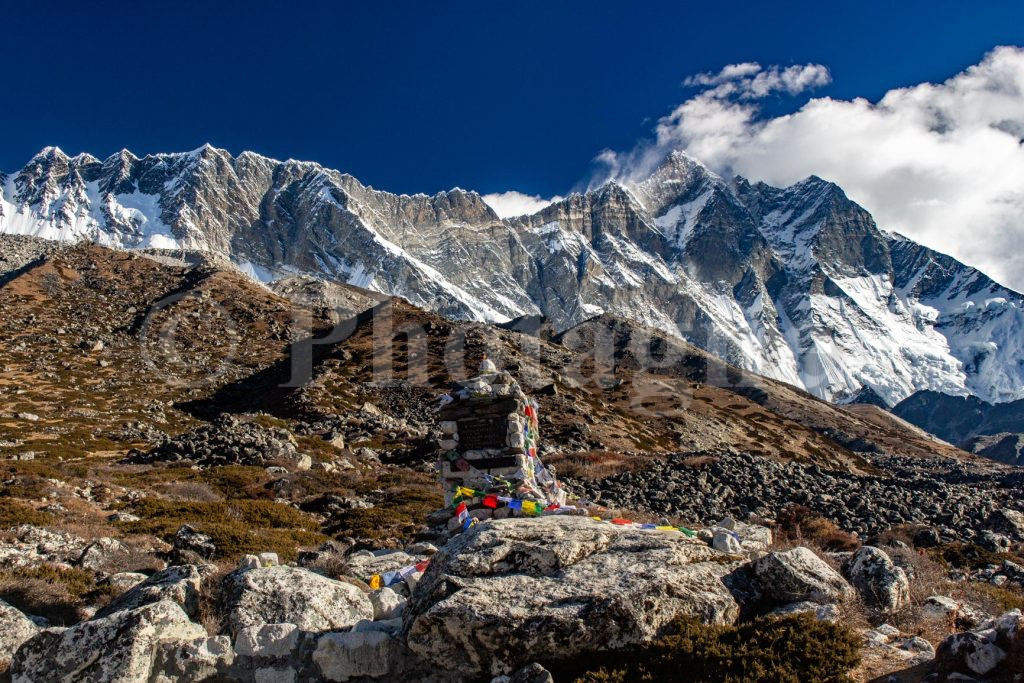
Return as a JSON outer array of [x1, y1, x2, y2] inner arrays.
[[436, 358, 567, 531]]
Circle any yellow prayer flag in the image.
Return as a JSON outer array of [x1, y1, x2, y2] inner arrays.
[[369, 575, 382, 590]]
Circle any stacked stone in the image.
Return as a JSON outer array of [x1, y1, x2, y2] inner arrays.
[[437, 372, 529, 490], [437, 371, 562, 507]]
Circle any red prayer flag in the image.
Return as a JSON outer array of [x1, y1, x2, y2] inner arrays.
[[610, 518, 631, 525], [483, 495, 498, 508]]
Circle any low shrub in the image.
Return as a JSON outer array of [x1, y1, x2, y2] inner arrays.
[[929, 542, 1018, 570], [967, 582, 1024, 614], [117, 497, 324, 562], [326, 486, 442, 544], [0, 500, 54, 528], [548, 614, 861, 683]]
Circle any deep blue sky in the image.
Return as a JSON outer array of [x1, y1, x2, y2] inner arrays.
[[2, 1, 1021, 196]]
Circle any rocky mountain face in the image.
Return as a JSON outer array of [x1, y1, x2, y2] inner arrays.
[[4, 145, 1023, 406], [892, 390, 1024, 465]]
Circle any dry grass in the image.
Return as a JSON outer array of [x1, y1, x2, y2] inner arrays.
[[963, 582, 1024, 616], [196, 564, 233, 636], [116, 497, 325, 562], [545, 450, 657, 481], [150, 480, 225, 502], [775, 505, 860, 552]]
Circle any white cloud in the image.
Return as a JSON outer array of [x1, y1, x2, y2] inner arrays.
[[682, 62, 831, 99], [482, 191, 563, 218], [606, 47, 1024, 291]]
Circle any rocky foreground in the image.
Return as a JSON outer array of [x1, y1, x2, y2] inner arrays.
[[1, 511, 1022, 682]]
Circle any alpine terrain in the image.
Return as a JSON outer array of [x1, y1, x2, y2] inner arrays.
[[4, 145, 1023, 408]]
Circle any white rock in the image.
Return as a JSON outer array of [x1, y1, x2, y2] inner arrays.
[[151, 636, 234, 683], [716, 516, 737, 530], [222, 566, 373, 637], [845, 546, 910, 612], [768, 601, 840, 622], [105, 572, 149, 592], [11, 600, 205, 683], [345, 551, 419, 579], [0, 599, 37, 669], [238, 554, 262, 571], [736, 523, 773, 552], [313, 630, 406, 682], [875, 623, 900, 637], [369, 587, 406, 621], [712, 530, 742, 554], [353, 618, 403, 635], [405, 516, 740, 677], [77, 537, 130, 571], [96, 565, 212, 620], [258, 552, 280, 567], [752, 547, 855, 605], [405, 542, 438, 556], [933, 609, 1022, 678], [862, 629, 891, 647], [235, 623, 300, 658]]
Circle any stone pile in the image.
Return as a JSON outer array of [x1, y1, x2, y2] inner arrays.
[[123, 415, 311, 471], [570, 448, 1024, 537], [437, 368, 564, 507]]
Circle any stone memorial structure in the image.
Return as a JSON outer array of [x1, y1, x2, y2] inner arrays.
[[436, 364, 565, 508]]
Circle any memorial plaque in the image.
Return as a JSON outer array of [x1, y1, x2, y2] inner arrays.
[[457, 416, 508, 450]]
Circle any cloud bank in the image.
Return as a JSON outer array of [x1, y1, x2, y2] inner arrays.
[[602, 47, 1024, 291], [482, 191, 563, 218]]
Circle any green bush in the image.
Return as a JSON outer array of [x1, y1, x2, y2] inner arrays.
[[327, 486, 442, 543], [0, 500, 54, 528], [930, 542, 1019, 570], [117, 497, 324, 562], [549, 614, 861, 683]]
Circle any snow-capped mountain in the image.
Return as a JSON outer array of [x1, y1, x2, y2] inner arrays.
[[3, 145, 1022, 406]]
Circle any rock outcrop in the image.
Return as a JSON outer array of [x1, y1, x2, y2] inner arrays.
[[0, 599, 37, 671], [931, 609, 1023, 680], [751, 547, 854, 605], [11, 600, 206, 683], [221, 566, 373, 637], [96, 564, 212, 620], [151, 636, 235, 683], [844, 546, 910, 613], [404, 515, 741, 677]]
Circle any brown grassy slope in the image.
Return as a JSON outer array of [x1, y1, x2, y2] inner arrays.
[[0, 242, 973, 471]]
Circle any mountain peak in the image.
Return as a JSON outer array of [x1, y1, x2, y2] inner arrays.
[[30, 146, 68, 163]]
